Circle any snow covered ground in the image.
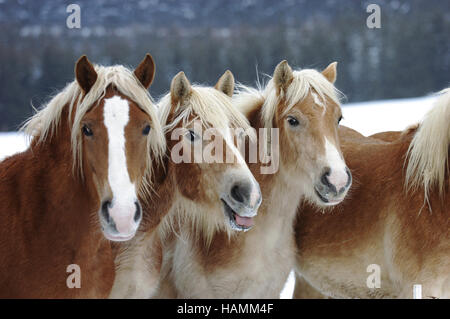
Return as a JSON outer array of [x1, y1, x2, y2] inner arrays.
[[0, 132, 29, 161], [339, 95, 437, 136], [0, 95, 440, 298]]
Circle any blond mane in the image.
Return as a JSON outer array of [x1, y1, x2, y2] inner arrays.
[[21, 64, 165, 193], [406, 88, 450, 203]]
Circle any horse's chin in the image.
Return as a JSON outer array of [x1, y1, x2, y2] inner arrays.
[[102, 230, 136, 242], [221, 199, 254, 232], [310, 187, 346, 209]]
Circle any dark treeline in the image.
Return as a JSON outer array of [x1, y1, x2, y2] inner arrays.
[[0, 0, 449, 131]]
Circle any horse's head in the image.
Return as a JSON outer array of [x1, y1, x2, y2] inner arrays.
[[159, 71, 261, 236], [266, 60, 351, 207], [74, 55, 165, 241]]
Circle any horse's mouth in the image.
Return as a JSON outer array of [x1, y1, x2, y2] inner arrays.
[[101, 228, 136, 242], [314, 187, 344, 206], [315, 188, 329, 203], [221, 199, 254, 232]]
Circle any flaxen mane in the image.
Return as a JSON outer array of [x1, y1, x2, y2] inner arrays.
[[21, 64, 165, 194], [406, 88, 450, 203]]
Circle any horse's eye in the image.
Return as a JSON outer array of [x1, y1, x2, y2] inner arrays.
[[82, 125, 93, 137], [338, 115, 343, 124], [142, 125, 151, 135], [186, 130, 198, 143], [287, 116, 300, 127]]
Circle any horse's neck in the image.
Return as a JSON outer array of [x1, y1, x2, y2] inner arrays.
[[245, 163, 302, 248], [245, 112, 302, 241], [0, 124, 112, 298], [1, 125, 100, 248], [142, 156, 175, 232]]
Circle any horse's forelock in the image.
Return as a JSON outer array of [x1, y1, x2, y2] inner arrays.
[[159, 85, 250, 133]]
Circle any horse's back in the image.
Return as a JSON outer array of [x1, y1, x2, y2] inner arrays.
[[369, 130, 402, 142]]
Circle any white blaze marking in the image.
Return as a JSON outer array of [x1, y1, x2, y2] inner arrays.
[[104, 96, 137, 233], [324, 138, 348, 190], [224, 128, 260, 211], [312, 92, 326, 115]]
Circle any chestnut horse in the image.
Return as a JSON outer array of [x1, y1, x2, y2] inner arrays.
[[0, 55, 165, 298], [109, 70, 262, 298], [294, 89, 450, 299], [148, 60, 351, 298]]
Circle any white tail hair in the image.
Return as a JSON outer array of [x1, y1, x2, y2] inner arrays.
[[406, 88, 450, 203]]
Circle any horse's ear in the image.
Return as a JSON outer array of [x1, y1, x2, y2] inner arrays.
[[134, 53, 155, 89], [75, 55, 97, 94], [215, 70, 235, 97], [322, 62, 337, 84], [170, 71, 191, 105], [273, 60, 294, 94]]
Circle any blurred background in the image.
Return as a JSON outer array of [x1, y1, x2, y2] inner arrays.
[[0, 0, 449, 131]]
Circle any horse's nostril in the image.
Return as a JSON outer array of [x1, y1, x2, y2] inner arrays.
[[231, 185, 245, 203], [321, 174, 329, 187], [231, 182, 253, 205], [321, 168, 332, 189], [320, 167, 338, 195], [134, 201, 142, 222], [101, 200, 111, 223]]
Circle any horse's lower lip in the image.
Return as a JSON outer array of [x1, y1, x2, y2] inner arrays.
[[315, 188, 344, 206], [104, 232, 135, 242], [326, 199, 343, 205], [315, 188, 329, 203]]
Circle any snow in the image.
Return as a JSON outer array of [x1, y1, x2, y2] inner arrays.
[[340, 95, 437, 136], [0, 95, 438, 298], [0, 132, 28, 161]]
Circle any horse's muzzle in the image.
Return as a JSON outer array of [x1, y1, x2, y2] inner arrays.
[[315, 166, 352, 205], [99, 199, 142, 241]]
